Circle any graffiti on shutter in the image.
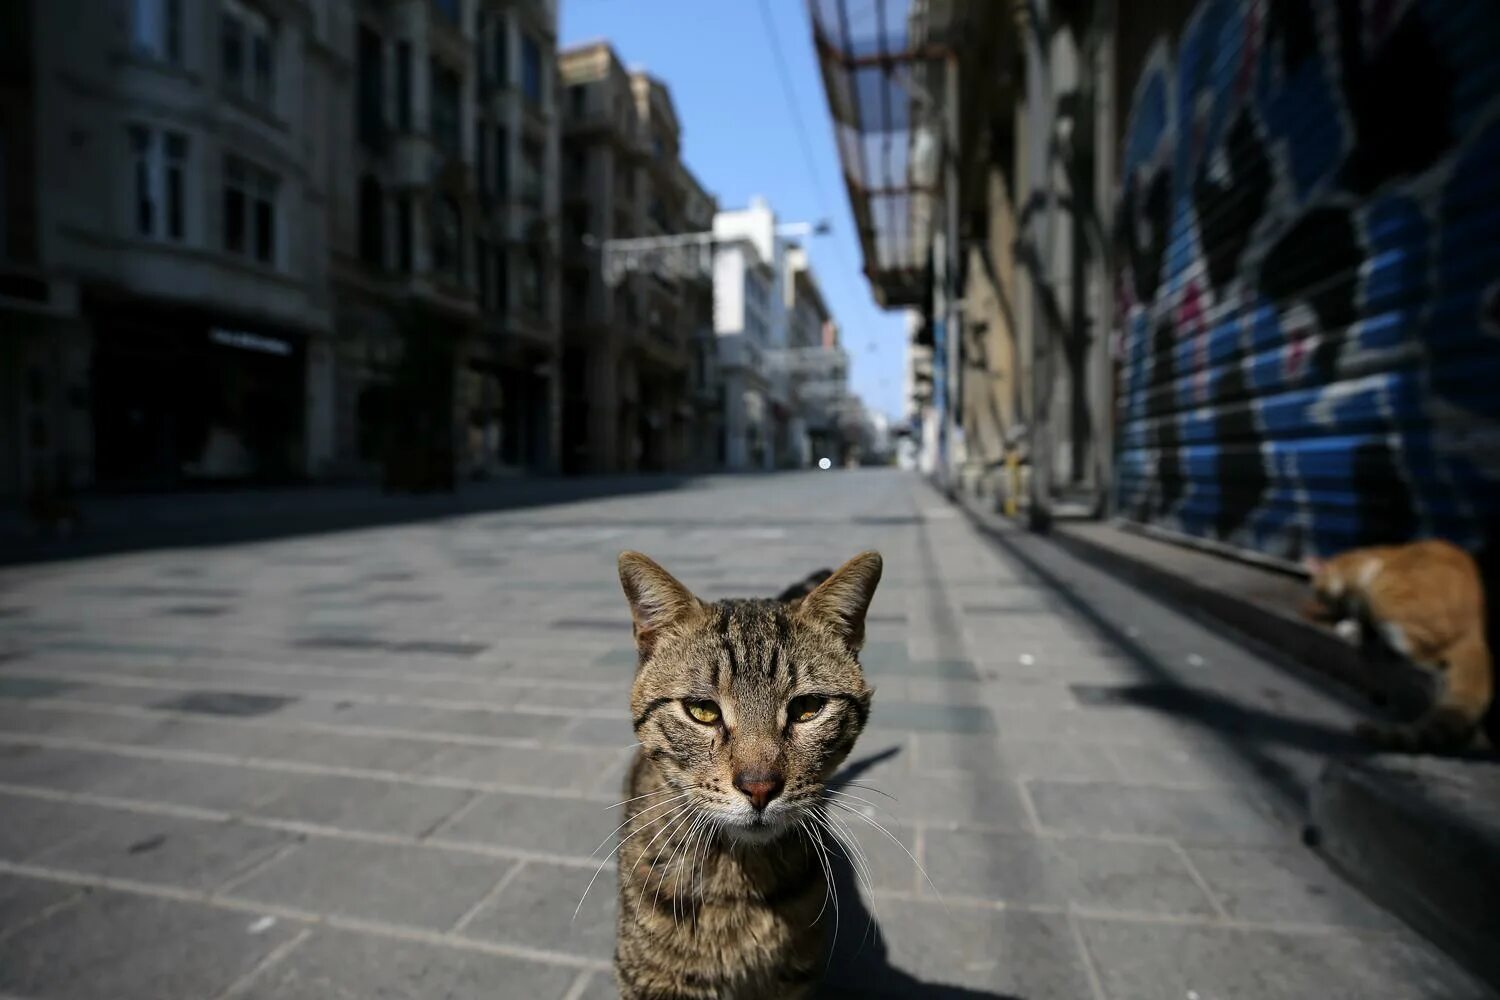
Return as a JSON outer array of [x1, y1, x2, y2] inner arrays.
[[1114, 0, 1500, 563]]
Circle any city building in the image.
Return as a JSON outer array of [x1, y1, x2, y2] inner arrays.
[[558, 41, 714, 474], [811, 0, 1500, 560], [711, 197, 786, 472], [783, 244, 848, 468], [333, 0, 560, 484], [1, 0, 340, 498]]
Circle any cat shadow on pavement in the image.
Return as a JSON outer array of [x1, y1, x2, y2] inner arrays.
[[817, 751, 1021, 1000]]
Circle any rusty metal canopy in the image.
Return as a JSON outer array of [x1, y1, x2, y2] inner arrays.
[[809, 0, 956, 308]]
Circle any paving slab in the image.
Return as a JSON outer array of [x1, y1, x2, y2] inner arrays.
[[1076, 918, 1495, 1000], [924, 828, 1216, 914], [229, 929, 581, 999], [0, 470, 1489, 996], [0, 887, 300, 1000], [229, 839, 512, 929]]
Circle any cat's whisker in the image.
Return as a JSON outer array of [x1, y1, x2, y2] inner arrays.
[[815, 805, 881, 944], [664, 813, 706, 928], [833, 780, 899, 802], [636, 804, 700, 918], [682, 814, 714, 923], [801, 819, 835, 930], [811, 805, 877, 915], [672, 815, 703, 928], [826, 799, 947, 911], [825, 788, 896, 813], [605, 785, 683, 810], [693, 818, 719, 907], [803, 818, 841, 971], [587, 791, 694, 860], [573, 800, 695, 924]]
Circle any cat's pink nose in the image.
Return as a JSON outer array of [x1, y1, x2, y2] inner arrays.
[[734, 770, 784, 811]]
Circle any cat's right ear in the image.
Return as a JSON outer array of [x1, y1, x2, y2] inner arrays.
[[1302, 557, 1323, 577], [796, 550, 883, 654], [618, 552, 702, 661]]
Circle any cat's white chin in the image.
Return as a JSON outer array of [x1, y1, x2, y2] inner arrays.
[[721, 816, 793, 846]]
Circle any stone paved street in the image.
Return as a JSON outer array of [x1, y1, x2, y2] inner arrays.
[[0, 470, 1492, 999]]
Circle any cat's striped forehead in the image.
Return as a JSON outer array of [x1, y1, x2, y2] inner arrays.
[[640, 596, 865, 705]]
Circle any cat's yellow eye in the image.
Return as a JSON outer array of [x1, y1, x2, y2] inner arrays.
[[789, 695, 827, 723], [684, 700, 721, 725]]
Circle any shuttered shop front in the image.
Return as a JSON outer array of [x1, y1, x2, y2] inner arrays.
[[1112, 0, 1500, 563]]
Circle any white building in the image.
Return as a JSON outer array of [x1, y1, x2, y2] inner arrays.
[[784, 243, 849, 467], [711, 196, 787, 471], [903, 309, 938, 474]]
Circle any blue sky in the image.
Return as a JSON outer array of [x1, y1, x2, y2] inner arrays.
[[560, 0, 907, 419]]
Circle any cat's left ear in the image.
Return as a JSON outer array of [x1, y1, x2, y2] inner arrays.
[[796, 551, 883, 654], [618, 552, 703, 661]]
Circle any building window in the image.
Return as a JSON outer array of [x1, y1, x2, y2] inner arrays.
[[431, 196, 461, 282], [496, 248, 508, 311], [433, 0, 459, 23], [494, 127, 509, 194], [0, 130, 7, 260], [222, 1, 275, 109], [397, 196, 413, 273], [474, 15, 487, 85], [520, 139, 543, 205], [223, 155, 277, 264], [476, 238, 490, 307], [358, 175, 383, 267], [521, 35, 542, 106], [131, 0, 182, 63], [521, 253, 544, 315], [476, 122, 488, 196], [431, 61, 461, 158], [492, 22, 508, 88], [128, 126, 188, 242], [565, 148, 586, 192], [357, 26, 384, 150], [395, 42, 412, 130], [569, 84, 586, 119]]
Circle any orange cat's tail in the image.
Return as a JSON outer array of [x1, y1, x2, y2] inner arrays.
[[1441, 626, 1494, 729]]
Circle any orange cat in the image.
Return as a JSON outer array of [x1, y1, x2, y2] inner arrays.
[[1303, 539, 1492, 751]]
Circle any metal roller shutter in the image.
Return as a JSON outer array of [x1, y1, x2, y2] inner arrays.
[[1113, 0, 1500, 564]]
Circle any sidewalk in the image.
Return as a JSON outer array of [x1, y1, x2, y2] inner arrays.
[[0, 469, 1491, 998]]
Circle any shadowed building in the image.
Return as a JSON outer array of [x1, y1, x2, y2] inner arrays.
[[558, 41, 714, 474]]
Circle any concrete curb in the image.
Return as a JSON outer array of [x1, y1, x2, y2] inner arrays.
[[948, 494, 1500, 992], [1311, 755, 1500, 994], [1021, 516, 1428, 716]]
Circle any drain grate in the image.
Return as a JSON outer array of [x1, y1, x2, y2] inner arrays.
[[154, 691, 293, 717], [393, 640, 488, 657], [293, 636, 388, 651], [158, 605, 231, 618], [551, 619, 630, 631], [0, 677, 77, 699]]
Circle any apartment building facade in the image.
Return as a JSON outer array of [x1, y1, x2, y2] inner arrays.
[[1, 0, 340, 498], [784, 243, 848, 468], [334, 0, 560, 482], [711, 197, 789, 472], [558, 41, 713, 474]]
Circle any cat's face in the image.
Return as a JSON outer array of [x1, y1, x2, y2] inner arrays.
[[618, 551, 881, 844]]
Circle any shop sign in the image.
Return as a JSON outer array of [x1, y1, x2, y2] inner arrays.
[[211, 327, 292, 356]]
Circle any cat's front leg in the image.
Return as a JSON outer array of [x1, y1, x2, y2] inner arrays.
[[1333, 618, 1362, 645]]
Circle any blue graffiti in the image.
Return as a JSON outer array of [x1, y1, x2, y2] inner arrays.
[[1115, 0, 1500, 562]]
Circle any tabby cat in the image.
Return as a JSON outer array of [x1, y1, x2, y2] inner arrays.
[[1303, 539, 1492, 751], [611, 550, 881, 1000]]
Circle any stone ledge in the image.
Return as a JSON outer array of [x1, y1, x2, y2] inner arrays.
[[1311, 754, 1500, 993]]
